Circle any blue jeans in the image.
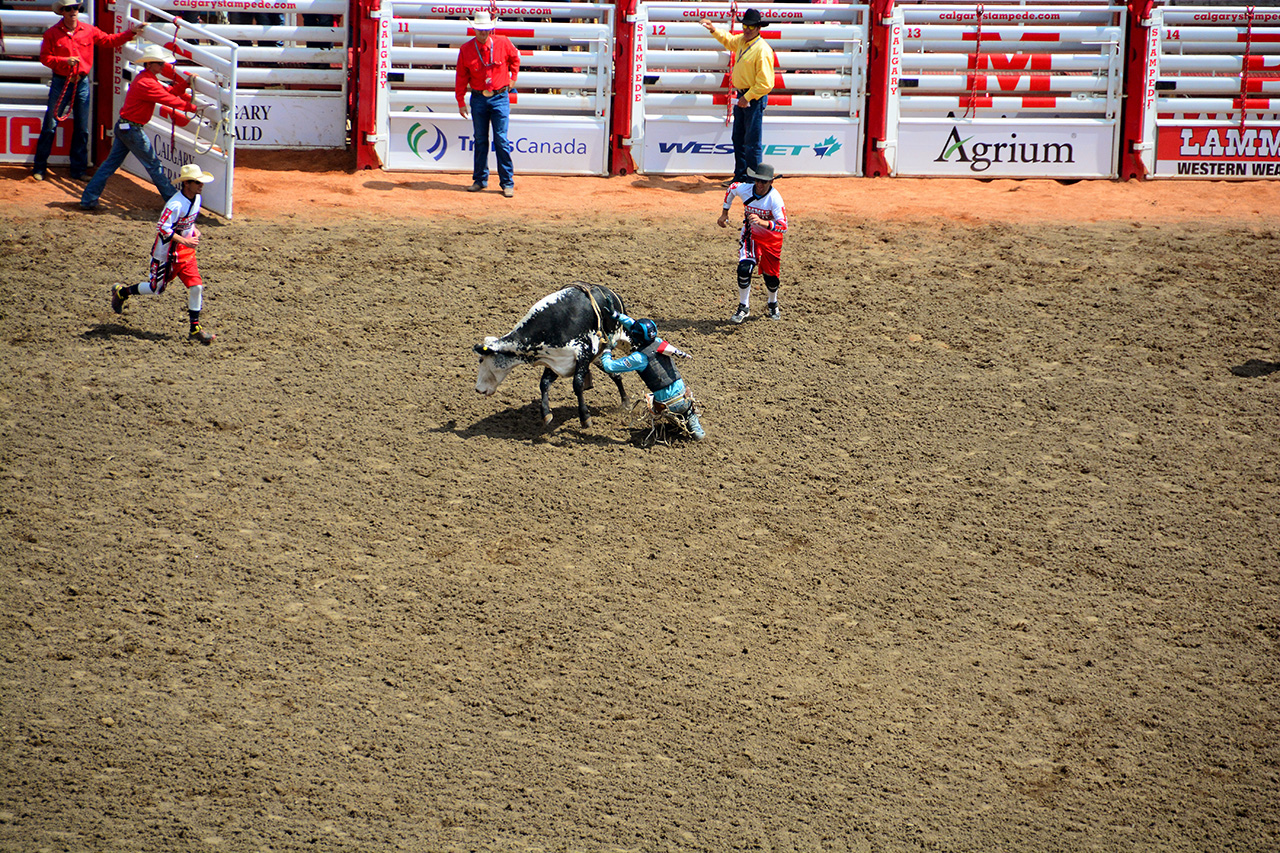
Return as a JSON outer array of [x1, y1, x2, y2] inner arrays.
[[470, 90, 514, 188], [34, 74, 91, 177], [81, 120, 177, 208], [732, 95, 767, 182]]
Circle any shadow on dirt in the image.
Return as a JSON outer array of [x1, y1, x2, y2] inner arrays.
[[628, 175, 726, 195], [1230, 359, 1280, 378], [433, 402, 635, 445], [362, 179, 470, 194], [82, 323, 169, 342]]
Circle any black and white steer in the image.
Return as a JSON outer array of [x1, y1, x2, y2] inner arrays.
[[474, 283, 631, 429]]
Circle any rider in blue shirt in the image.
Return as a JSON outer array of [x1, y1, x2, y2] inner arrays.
[[598, 315, 706, 441]]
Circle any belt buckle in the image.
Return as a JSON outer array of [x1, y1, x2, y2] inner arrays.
[[482, 89, 494, 97]]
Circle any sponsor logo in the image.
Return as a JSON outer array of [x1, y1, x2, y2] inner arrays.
[[1175, 127, 1280, 161], [934, 126, 1075, 172], [813, 136, 841, 158], [406, 107, 447, 161], [658, 136, 846, 159]]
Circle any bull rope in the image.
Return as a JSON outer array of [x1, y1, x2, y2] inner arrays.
[[53, 71, 83, 122], [725, 0, 739, 127], [963, 4, 985, 120], [568, 281, 608, 346], [1239, 6, 1255, 132]]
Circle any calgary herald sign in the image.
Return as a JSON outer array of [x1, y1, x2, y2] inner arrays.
[[1154, 126, 1280, 179]]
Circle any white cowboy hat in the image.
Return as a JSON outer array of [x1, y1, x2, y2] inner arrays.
[[137, 44, 174, 65], [177, 163, 214, 184], [470, 10, 496, 29], [54, 0, 84, 11]]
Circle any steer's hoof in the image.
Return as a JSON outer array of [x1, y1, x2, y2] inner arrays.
[[542, 413, 554, 428]]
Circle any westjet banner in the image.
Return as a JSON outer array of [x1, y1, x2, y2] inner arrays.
[[386, 112, 607, 175], [641, 117, 861, 176]]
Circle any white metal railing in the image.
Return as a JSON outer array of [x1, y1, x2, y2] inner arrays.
[[631, 2, 868, 176], [130, 0, 348, 148], [1137, 5, 1280, 179], [883, 2, 1127, 178], [111, 0, 237, 215], [374, 2, 614, 174]]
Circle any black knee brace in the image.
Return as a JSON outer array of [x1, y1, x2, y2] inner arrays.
[[763, 275, 780, 293], [737, 259, 756, 288]]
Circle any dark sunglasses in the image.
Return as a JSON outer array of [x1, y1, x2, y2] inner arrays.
[[61, 4, 84, 10]]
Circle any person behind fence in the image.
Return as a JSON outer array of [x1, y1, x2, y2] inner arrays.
[[718, 162, 787, 324], [110, 163, 217, 345], [700, 8, 776, 186], [80, 44, 201, 211], [34, 0, 144, 182], [598, 316, 706, 441], [455, 10, 519, 198]]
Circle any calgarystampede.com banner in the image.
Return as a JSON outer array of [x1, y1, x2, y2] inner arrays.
[[1194, 11, 1280, 24], [425, 4, 554, 15], [171, 0, 300, 10], [937, 11, 1062, 22]]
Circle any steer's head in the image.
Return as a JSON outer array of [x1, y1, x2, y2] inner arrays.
[[474, 338, 520, 396]]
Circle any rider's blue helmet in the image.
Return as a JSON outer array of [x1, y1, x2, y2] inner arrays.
[[631, 318, 658, 350]]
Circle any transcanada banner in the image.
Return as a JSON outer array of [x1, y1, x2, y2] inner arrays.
[[1155, 126, 1280, 179], [641, 117, 861, 176], [896, 121, 1117, 179], [386, 113, 607, 175]]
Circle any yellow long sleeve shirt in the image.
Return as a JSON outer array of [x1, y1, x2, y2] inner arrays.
[[709, 29, 776, 103]]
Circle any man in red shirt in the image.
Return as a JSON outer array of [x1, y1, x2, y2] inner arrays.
[[80, 44, 200, 210], [34, 0, 144, 181], [454, 11, 519, 197]]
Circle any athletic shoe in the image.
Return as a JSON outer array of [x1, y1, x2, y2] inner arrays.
[[188, 322, 215, 345], [110, 283, 127, 315], [466, 182, 485, 192], [502, 186, 514, 198], [766, 302, 780, 321], [730, 304, 749, 324]]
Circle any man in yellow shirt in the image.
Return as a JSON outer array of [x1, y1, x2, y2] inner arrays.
[[701, 8, 776, 185]]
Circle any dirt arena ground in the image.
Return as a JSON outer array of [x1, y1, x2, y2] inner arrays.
[[1, 161, 1278, 853]]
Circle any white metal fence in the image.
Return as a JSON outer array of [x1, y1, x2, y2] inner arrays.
[[883, 2, 1127, 178], [134, 0, 349, 148], [1136, 4, 1280, 179], [372, 2, 615, 174], [113, 0, 238, 216], [629, 2, 869, 176]]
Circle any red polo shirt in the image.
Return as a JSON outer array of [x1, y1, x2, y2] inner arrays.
[[454, 34, 519, 107], [40, 19, 134, 78]]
